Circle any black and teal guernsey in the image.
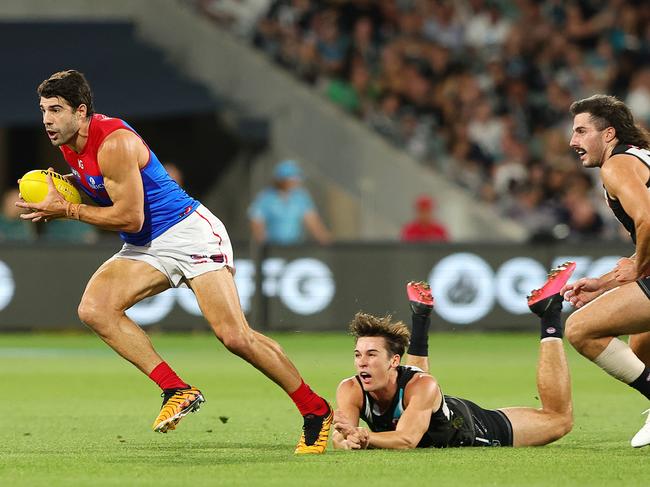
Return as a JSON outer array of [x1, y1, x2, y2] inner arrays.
[[356, 365, 513, 448], [604, 144, 650, 243]]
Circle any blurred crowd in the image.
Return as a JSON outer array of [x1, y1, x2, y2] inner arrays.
[[0, 188, 98, 244], [195, 0, 650, 242]]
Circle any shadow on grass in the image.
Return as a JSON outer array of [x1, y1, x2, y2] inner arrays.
[[101, 441, 311, 466]]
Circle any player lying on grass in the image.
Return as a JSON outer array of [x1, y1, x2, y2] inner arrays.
[[332, 263, 575, 449]]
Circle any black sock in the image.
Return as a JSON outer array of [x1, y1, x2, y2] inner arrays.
[[408, 313, 430, 356], [629, 367, 650, 400], [540, 297, 563, 340]]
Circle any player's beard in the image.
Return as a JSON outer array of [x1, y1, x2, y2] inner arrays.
[[583, 141, 606, 168], [48, 122, 78, 147]]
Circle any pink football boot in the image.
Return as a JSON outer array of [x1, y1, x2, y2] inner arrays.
[[527, 261, 576, 316]]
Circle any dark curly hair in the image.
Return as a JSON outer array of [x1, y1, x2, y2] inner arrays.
[[37, 69, 94, 116], [570, 94, 649, 149], [349, 312, 410, 357]]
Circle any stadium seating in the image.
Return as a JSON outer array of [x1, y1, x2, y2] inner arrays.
[[0, 21, 217, 124]]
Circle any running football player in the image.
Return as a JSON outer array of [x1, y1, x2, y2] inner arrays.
[[16, 70, 331, 453], [562, 94, 650, 447]]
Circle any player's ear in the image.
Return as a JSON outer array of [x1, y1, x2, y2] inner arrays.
[[75, 104, 88, 119], [604, 126, 616, 143], [390, 354, 401, 368]]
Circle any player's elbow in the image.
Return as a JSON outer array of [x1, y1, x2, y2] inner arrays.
[[561, 415, 574, 438], [122, 211, 145, 233], [404, 437, 420, 449], [540, 409, 573, 445], [394, 434, 420, 449], [398, 441, 417, 450], [554, 410, 574, 440]]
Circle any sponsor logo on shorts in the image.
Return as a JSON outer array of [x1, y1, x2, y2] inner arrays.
[[546, 327, 556, 334], [190, 254, 225, 263]]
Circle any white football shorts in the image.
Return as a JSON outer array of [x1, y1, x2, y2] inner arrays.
[[113, 205, 234, 288]]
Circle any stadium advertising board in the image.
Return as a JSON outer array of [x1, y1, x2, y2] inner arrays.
[[0, 242, 632, 331]]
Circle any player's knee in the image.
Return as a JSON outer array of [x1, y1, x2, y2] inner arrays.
[[78, 298, 100, 327], [78, 296, 112, 331], [557, 411, 573, 438], [564, 315, 586, 350], [219, 329, 254, 357], [550, 411, 573, 441]]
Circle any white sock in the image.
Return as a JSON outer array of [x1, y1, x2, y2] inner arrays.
[[594, 337, 646, 384], [541, 337, 562, 343]]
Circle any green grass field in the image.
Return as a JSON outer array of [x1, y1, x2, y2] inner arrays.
[[1, 331, 648, 486]]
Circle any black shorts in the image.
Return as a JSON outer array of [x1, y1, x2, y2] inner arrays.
[[637, 277, 650, 299], [463, 399, 514, 447]]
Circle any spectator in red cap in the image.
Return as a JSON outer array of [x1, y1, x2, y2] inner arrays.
[[400, 195, 449, 242]]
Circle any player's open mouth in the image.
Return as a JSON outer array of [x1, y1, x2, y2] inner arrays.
[[46, 130, 57, 139], [575, 148, 586, 160], [359, 372, 372, 384]]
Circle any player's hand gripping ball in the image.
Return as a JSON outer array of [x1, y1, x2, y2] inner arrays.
[[19, 170, 81, 204]]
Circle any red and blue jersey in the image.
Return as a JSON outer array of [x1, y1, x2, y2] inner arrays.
[[60, 114, 199, 245]]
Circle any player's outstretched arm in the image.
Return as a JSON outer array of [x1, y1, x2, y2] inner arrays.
[[365, 375, 439, 449], [335, 375, 439, 450], [332, 378, 363, 450], [561, 255, 637, 308], [561, 274, 614, 308]]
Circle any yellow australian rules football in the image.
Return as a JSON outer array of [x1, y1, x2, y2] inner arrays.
[[19, 169, 82, 204]]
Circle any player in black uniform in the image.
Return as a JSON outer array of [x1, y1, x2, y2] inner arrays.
[[332, 263, 575, 450], [561, 94, 650, 447]]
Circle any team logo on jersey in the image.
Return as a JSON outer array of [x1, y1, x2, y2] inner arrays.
[[85, 175, 105, 190], [78, 159, 84, 169]]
